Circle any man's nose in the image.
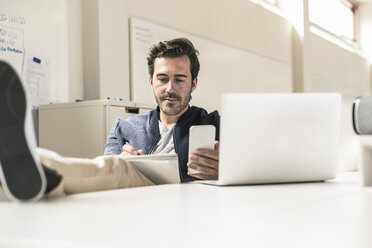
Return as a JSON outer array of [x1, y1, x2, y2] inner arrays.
[[166, 80, 176, 93]]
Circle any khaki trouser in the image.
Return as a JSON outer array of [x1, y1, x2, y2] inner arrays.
[[41, 155, 154, 198]]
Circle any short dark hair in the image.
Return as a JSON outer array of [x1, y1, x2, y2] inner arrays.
[[147, 37, 200, 81]]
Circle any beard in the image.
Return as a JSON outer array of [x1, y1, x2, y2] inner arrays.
[[155, 89, 192, 116]]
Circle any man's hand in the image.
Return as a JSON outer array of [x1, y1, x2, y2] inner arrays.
[[120, 143, 144, 156], [187, 141, 219, 180]]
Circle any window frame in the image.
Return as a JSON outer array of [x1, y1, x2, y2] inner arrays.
[[308, 0, 358, 45]]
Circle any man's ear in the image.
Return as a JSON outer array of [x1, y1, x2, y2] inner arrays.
[[149, 76, 153, 86], [191, 78, 198, 92]]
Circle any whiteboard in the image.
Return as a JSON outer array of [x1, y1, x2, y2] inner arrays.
[[130, 17, 292, 112], [0, 0, 68, 106]]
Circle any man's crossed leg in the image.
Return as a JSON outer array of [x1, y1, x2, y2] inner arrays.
[[0, 61, 153, 202]]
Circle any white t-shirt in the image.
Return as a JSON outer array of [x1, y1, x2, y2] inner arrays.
[[151, 121, 176, 155]]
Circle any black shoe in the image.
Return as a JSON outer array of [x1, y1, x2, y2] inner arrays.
[[0, 60, 46, 202]]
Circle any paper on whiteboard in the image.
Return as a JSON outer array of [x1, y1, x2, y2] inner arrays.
[[22, 50, 51, 106], [0, 24, 24, 75]]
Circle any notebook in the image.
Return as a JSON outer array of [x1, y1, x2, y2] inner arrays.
[[200, 93, 341, 185], [123, 154, 180, 184]]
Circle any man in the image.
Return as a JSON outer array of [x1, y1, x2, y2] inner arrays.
[[0, 38, 219, 202], [104, 38, 220, 182]]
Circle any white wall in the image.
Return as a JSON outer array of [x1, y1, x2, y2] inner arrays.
[[306, 33, 370, 94], [97, 0, 130, 101], [127, 0, 291, 63], [67, 0, 83, 102], [86, 0, 371, 102], [82, 0, 292, 102], [81, 0, 100, 100]]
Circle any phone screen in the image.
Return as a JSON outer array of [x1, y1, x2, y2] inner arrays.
[[188, 125, 216, 174]]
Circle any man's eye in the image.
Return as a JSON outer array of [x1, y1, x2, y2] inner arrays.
[[158, 78, 168, 82], [175, 79, 185, 83]]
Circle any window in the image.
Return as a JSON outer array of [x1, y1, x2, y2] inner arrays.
[[249, 0, 281, 17], [309, 0, 357, 41], [263, 0, 277, 5], [250, 0, 277, 5]]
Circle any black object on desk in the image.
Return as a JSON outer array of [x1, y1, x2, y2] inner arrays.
[[353, 96, 372, 135]]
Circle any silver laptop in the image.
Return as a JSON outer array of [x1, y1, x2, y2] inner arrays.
[[200, 93, 341, 185]]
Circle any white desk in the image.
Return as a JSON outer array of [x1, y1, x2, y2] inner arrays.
[[1, 172, 372, 248]]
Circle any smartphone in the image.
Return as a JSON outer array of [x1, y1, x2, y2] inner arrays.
[[188, 125, 216, 174]]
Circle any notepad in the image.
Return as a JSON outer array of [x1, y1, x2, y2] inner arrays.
[[121, 154, 180, 185]]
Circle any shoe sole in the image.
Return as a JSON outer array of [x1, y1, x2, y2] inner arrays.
[[0, 61, 46, 202]]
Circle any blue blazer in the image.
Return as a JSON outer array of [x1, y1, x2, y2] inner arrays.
[[104, 106, 220, 182]]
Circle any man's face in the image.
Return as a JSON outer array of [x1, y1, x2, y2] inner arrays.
[[150, 55, 197, 116]]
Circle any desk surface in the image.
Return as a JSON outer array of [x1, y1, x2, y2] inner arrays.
[[1, 172, 371, 248]]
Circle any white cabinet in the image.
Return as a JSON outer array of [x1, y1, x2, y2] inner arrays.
[[39, 100, 154, 158]]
